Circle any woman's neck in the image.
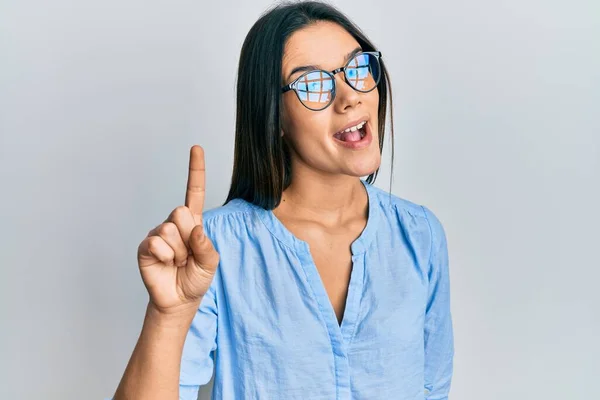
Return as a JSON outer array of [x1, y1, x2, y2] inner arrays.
[[274, 171, 368, 227]]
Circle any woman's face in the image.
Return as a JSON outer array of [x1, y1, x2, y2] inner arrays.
[[281, 21, 381, 179]]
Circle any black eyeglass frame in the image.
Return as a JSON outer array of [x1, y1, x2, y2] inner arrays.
[[281, 51, 382, 111]]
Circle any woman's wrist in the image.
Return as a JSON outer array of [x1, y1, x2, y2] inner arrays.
[[145, 300, 200, 330]]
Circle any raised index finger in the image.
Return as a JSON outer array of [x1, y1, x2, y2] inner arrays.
[[185, 145, 205, 219]]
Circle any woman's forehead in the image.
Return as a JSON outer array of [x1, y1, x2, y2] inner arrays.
[[282, 22, 360, 72]]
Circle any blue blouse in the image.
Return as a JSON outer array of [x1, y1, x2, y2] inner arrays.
[[177, 179, 454, 399]]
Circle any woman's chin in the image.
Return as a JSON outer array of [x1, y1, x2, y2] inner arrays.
[[347, 157, 381, 177]]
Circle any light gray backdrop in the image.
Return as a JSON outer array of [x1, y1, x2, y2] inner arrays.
[[1, 0, 598, 399]]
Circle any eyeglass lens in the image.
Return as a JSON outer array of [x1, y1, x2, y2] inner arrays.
[[295, 53, 380, 110]]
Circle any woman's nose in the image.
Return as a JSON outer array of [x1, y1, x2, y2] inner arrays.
[[333, 73, 360, 111]]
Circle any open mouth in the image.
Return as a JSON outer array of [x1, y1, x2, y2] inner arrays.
[[333, 120, 367, 142]]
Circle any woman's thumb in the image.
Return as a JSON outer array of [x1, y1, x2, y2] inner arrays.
[[188, 224, 219, 272]]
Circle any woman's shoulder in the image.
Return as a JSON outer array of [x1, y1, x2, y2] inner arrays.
[[367, 183, 432, 221], [367, 183, 447, 247], [201, 198, 263, 239], [202, 198, 255, 222]]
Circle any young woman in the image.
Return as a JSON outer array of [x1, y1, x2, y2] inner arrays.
[[112, 1, 454, 399]]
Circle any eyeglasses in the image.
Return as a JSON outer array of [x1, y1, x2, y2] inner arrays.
[[281, 51, 382, 111]]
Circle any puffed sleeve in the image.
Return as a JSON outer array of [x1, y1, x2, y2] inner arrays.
[[422, 205, 454, 399], [178, 277, 218, 399], [178, 215, 220, 400]]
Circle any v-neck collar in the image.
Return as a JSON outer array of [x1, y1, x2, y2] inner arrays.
[[252, 178, 381, 371], [256, 178, 379, 256]]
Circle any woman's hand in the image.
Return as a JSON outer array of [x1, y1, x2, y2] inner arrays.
[[137, 145, 220, 314]]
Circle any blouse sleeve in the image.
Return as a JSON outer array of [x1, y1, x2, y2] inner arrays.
[[422, 205, 455, 399], [178, 276, 219, 400], [178, 216, 220, 400]]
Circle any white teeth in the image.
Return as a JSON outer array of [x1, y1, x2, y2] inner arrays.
[[338, 121, 366, 134]]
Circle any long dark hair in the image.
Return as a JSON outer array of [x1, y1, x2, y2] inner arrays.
[[224, 0, 394, 209]]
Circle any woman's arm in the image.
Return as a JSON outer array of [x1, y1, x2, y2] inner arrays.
[[422, 205, 455, 399], [112, 301, 200, 400], [111, 146, 220, 399]]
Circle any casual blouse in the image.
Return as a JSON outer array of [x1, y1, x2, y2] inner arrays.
[[177, 179, 453, 399]]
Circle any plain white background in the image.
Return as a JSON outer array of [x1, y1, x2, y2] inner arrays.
[[1, 0, 599, 399]]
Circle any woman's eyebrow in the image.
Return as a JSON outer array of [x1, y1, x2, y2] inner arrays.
[[286, 46, 362, 80]]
